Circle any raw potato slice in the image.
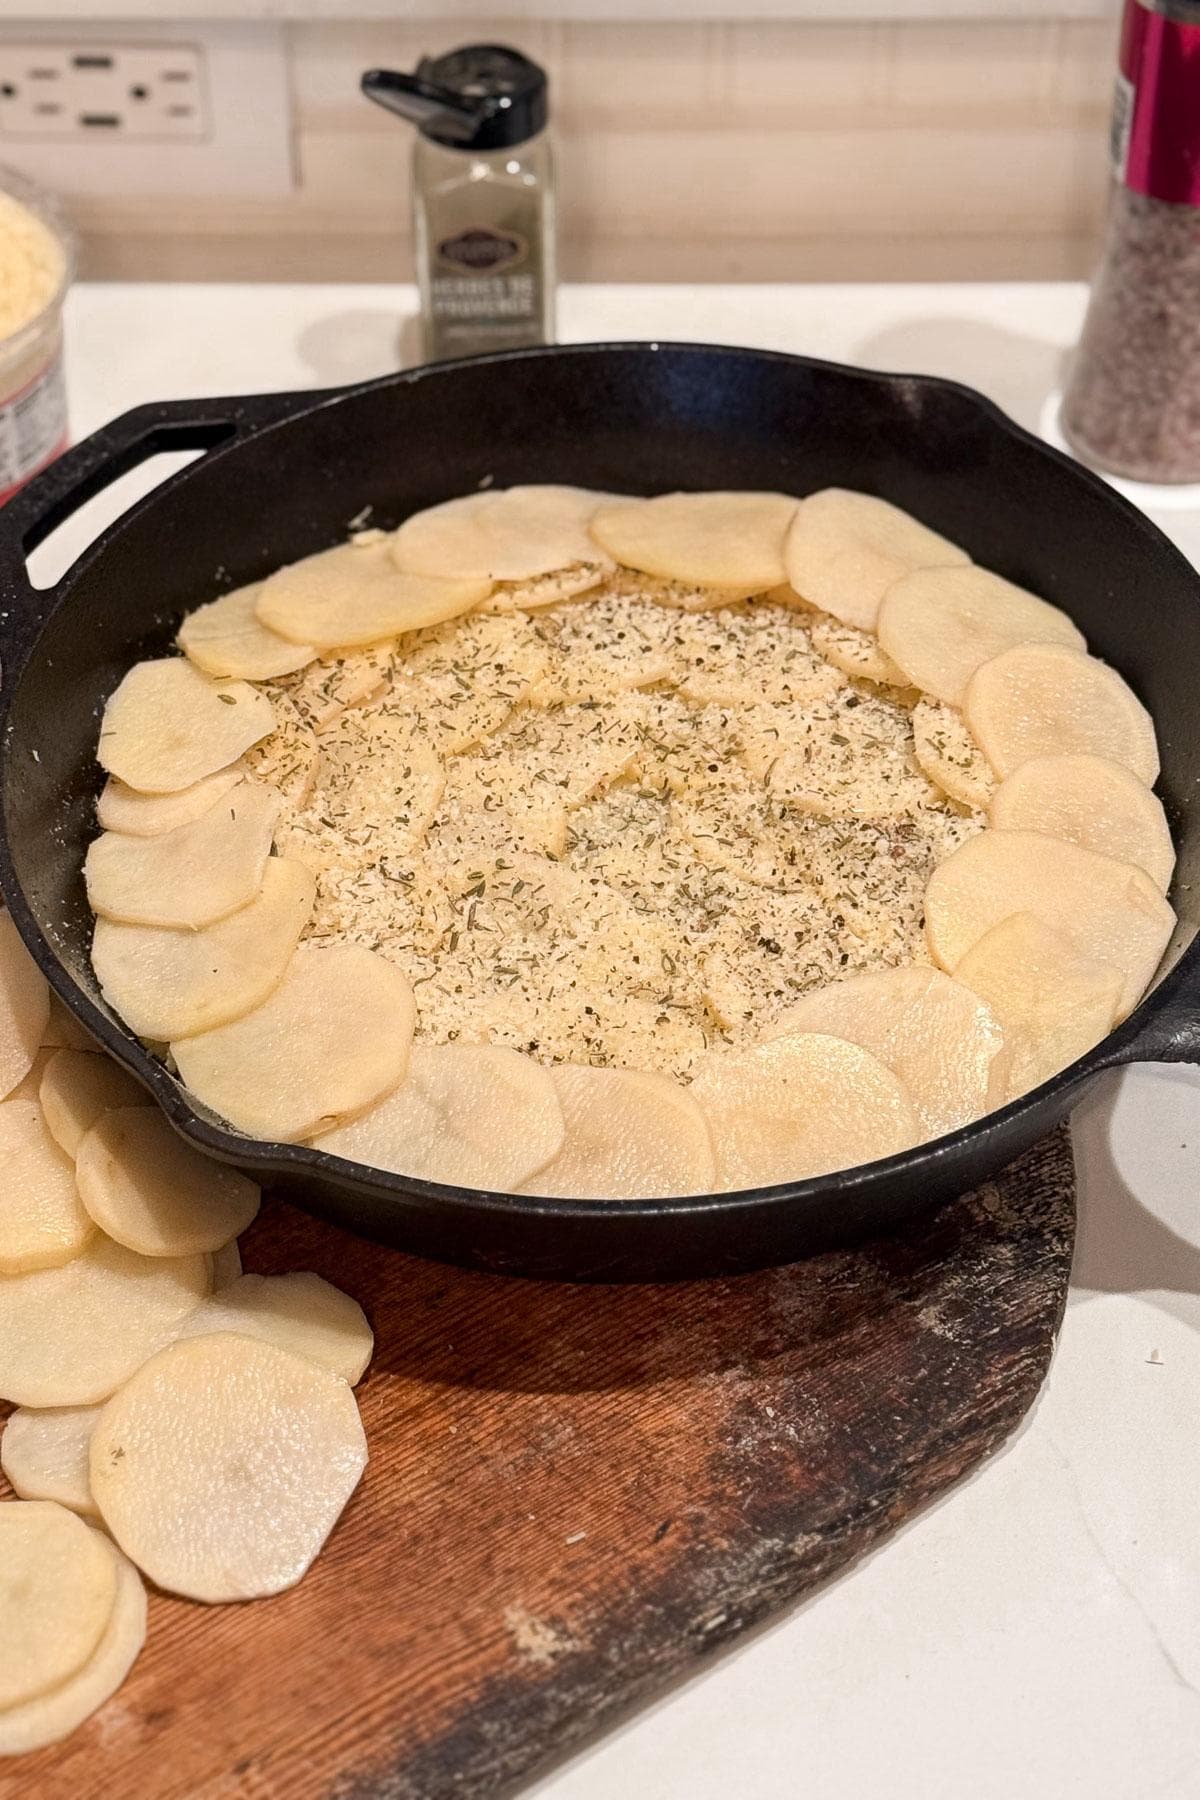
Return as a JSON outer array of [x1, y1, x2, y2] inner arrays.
[[955, 912, 1124, 1100], [808, 613, 911, 687], [176, 1271, 373, 1385], [85, 778, 283, 930], [0, 1234, 210, 1407], [964, 643, 1159, 785], [0, 1502, 116, 1708], [912, 697, 996, 811], [487, 563, 607, 610], [256, 538, 491, 649], [877, 566, 1085, 707], [178, 581, 317, 680], [98, 658, 274, 794], [924, 829, 1174, 1019], [690, 1033, 922, 1190], [90, 856, 316, 1042], [0, 1098, 94, 1274], [590, 491, 796, 592], [2, 1407, 101, 1516], [520, 1064, 715, 1200], [171, 944, 416, 1142], [96, 764, 246, 837], [989, 753, 1174, 892], [0, 1532, 145, 1756], [764, 965, 1006, 1136], [392, 484, 619, 582], [38, 1049, 145, 1157], [784, 488, 970, 631], [316, 1043, 565, 1193], [0, 911, 49, 1101], [41, 997, 92, 1053], [210, 1238, 242, 1288], [75, 1108, 260, 1258], [89, 1333, 368, 1603]]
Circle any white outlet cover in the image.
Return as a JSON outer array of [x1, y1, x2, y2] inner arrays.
[[0, 20, 291, 200]]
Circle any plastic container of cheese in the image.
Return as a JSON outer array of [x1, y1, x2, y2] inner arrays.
[[0, 164, 73, 506]]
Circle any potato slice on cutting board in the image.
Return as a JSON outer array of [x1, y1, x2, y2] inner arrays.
[[764, 964, 1007, 1137], [783, 488, 970, 631], [0, 911, 49, 1101], [911, 697, 996, 812], [316, 1043, 564, 1193], [0, 1500, 116, 1710], [98, 657, 274, 794], [0, 1234, 210, 1407], [38, 1049, 145, 1158], [520, 1063, 716, 1199], [808, 613, 911, 688], [2, 1406, 102, 1516], [175, 1271, 372, 1385], [97, 763, 246, 838], [924, 829, 1174, 1019], [85, 777, 282, 930], [591, 491, 796, 592], [0, 1530, 145, 1757], [989, 753, 1174, 892], [171, 944, 415, 1142], [75, 1108, 260, 1259], [689, 1032, 921, 1191], [0, 1097, 94, 1274], [90, 856, 316, 1042], [256, 538, 491, 649], [178, 581, 317, 680], [964, 643, 1159, 785], [393, 485, 620, 582], [877, 566, 1085, 706], [89, 1333, 368, 1603], [955, 912, 1124, 1101]]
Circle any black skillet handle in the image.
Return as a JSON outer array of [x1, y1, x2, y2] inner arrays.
[[1095, 949, 1200, 1070]]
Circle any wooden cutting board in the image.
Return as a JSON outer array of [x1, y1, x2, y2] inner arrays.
[[1, 1128, 1074, 1800]]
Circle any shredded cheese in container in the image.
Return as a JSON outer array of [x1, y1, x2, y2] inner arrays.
[[0, 168, 71, 503]]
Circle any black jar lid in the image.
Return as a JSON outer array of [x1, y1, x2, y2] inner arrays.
[[361, 45, 548, 152]]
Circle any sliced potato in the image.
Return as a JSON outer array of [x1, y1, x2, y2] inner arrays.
[[877, 566, 1085, 706], [955, 912, 1124, 1100], [689, 1032, 922, 1190], [1, 1407, 101, 1516], [0, 911, 49, 1101], [97, 764, 246, 838], [784, 488, 970, 631], [764, 964, 1006, 1136], [40, 997, 92, 1054], [591, 491, 796, 591], [964, 643, 1159, 785], [176, 1271, 372, 1384], [0, 1234, 210, 1407], [256, 538, 491, 650], [97, 657, 274, 794], [90, 1332, 367, 1603], [989, 753, 1174, 892], [85, 778, 282, 930], [924, 829, 1174, 1019], [487, 563, 607, 610], [520, 1063, 716, 1199], [243, 690, 320, 808], [392, 485, 619, 582], [316, 1043, 564, 1192], [0, 1097, 94, 1274], [0, 1501, 117, 1709], [210, 1238, 242, 1288], [38, 1049, 145, 1158], [912, 697, 996, 811], [171, 944, 415, 1142], [178, 581, 316, 680], [91, 856, 315, 1042], [808, 613, 911, 687], [0, 1531, 145, 1757], [75, 1108, 260, 1259]]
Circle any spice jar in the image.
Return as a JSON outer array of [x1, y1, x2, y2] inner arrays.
[[0, 165, 72, 506], [1061, 0, 1200, 482], [362, 46, 555, 364]]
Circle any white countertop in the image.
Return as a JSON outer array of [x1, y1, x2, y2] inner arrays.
[[54, 281, 1200, 1800]]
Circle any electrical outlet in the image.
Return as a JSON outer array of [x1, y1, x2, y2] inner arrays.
[[0, 41, 209, 143]]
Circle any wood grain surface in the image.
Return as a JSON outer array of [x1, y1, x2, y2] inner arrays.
[[0, 1128, 1075, 1800]]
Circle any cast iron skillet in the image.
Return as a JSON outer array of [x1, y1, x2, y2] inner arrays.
[[0, 343, 1197, 1281]]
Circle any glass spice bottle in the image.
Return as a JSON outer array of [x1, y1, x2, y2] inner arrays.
[[1061, 0, 1200, 482], [362, 46, 555, 364]]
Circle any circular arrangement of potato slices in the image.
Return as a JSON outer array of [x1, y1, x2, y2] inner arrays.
[[256, 538, 491, 649], [393, 484, 619, 582], [520, 1063, 716, 1200], [1, 1405, 101, 1516], [964, 642, 1160, 784], [175, 1271, 373, 1385], [178, 581, 316, 680], [0, 1500, 116, 1709], [38, 1048, 145, 1158], [0, 1097, 94, 1275], [591, 491, 796, 592], [988, 752, 1174, 892], [784, 487, 970, 631], [0, 910, 49, 1102], [75, 1107, 261, 1258], [878, 566, 1085, 707], [98, 658, 275, 794]]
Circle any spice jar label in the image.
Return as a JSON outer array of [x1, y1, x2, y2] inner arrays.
[[0, 349, 67, 506], [437, 226, 527, 275], [1116, 0, 1200, 207]]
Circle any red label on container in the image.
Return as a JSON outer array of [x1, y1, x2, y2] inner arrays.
[[1116, 0, 1200, 206], [0, 348, 67, 505]]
